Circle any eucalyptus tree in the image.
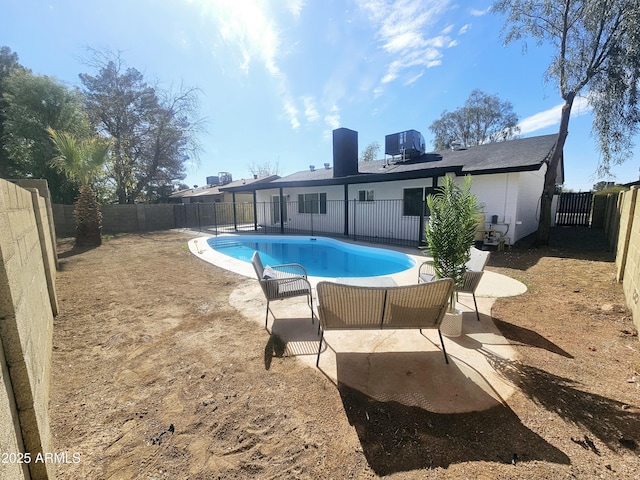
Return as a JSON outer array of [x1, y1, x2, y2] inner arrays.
[[79, 50, 203, 204], [1, 68, 89, 202], [429, 90, 520, 150], [493, 0, 640, 245], [359, 141, 381, 162], [48, 128, 110, 246]]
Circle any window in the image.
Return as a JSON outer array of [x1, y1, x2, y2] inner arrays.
[[358, 189, 374, 202], [297, 192, 327, 214]]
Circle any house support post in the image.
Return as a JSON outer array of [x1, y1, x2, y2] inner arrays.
[[232, 192, 238, 231], [279, 188, 285, 234], [252, 192, 258, 231], [343, 184, 349, 237]]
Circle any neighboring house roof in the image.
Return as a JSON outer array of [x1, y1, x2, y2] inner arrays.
[[169, 175, 279, 198], [227, 134, 560, 191]]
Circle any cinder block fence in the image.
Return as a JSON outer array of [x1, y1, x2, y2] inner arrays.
[[0, 179, 58, 480]]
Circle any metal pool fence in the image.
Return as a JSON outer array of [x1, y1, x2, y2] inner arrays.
[[174, 199, 427, 247]]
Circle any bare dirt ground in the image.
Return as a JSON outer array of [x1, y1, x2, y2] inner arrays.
[[50, 227, 640, 479]]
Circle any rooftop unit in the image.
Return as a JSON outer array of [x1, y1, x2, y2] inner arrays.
[[206, 172, 233, 186], [384, 130, 426, 160]]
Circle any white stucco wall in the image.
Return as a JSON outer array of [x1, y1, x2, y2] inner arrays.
[[254, 168, 545, 244], [515, 166, 546, 241]]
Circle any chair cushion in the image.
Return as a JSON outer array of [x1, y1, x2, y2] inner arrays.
[[263, 265, 277, 280], [277, 281, 309, 296], [419, 273, 436, 283]]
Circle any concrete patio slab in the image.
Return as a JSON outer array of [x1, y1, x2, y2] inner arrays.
[[230, 279, 522, 414], [192, 235, 527, 414]]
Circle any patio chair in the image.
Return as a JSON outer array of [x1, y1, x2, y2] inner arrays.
[[251, 251, 314, 329], [418, 247, 490, 321]]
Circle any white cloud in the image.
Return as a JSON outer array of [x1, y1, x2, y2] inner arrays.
[[469, 8, 489, 16], [302, 96, 320, 122], [458, 23, 471, 34], [286, 0, 304, 18], [323, 105, 341, 139], [404, 70, 424, 85], [212, 0, 282, 76], [518, 96, 592, 135], [192, 0, 307, 130], [357, 0, 455, 91], [283, 97, 301, 129]]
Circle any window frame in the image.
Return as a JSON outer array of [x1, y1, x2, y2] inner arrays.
[[357, 189, 375, 202], [297, 192, 327, 214]]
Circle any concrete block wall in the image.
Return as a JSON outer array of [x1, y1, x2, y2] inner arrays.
[[53, 203, 176, 236], [0, 179, 56, 480], [0, 337, 30, 480], [51, 204, 75, 237]]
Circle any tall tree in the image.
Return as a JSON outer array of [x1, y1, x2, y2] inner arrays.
[[249, 160, 280, 176], [0, 46, 22, 177], [429, 90, 520, 150], [1, 68, 90, 203], [79, 50, 203, 204], [48, 128, 110, 246], [493, 0, 640, 245], [359, 141, 381, 162]]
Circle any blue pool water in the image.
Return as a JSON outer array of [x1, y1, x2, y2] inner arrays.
[[206, 235, 415, 277]]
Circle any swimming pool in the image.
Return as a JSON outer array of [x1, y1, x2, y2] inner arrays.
[[206, 235, 415, 277]]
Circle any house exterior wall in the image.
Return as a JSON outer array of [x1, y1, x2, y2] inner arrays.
[[347, 178, 434, 241], [253, 171, 545, 245], [458, 173, 516, 243], [256, 185, 345, 234], [515, 167, 546, 241]]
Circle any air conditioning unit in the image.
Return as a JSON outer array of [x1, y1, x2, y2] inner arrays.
[[218, 172, 233, 185], [384, 130, 426, 159]]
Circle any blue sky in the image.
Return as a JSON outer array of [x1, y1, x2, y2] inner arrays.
[[2, 0, 638, 191]]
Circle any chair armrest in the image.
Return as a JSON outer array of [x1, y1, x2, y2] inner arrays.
[[261, 275, 312, 298], [270, 263, 308, 278]]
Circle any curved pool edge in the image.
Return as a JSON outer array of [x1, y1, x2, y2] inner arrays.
[[188, 235, 527, 297]]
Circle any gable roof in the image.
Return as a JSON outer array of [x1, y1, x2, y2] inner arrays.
[[226, 134, 560, 191]]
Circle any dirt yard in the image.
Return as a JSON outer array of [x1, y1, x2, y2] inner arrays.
[[50, 228, 640, 479]]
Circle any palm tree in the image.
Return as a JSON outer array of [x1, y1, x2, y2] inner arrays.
[[48, 128, 110, 246], [425, 175, 481, 311]]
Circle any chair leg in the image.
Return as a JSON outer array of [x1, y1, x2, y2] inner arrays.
[[265, 300, 270, 329], [437, 329, 449, 364], [309, 294, 314, 324], [316, 330, 324, 367], [473, 293, 480, 321]]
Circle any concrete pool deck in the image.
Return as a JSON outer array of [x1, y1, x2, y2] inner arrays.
[[189, 235, 527, 413]]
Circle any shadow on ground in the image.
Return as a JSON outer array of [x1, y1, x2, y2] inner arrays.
[[491, 317, 574, 358], [489, 355, 640, 455], [337, 381, 570, 475]]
